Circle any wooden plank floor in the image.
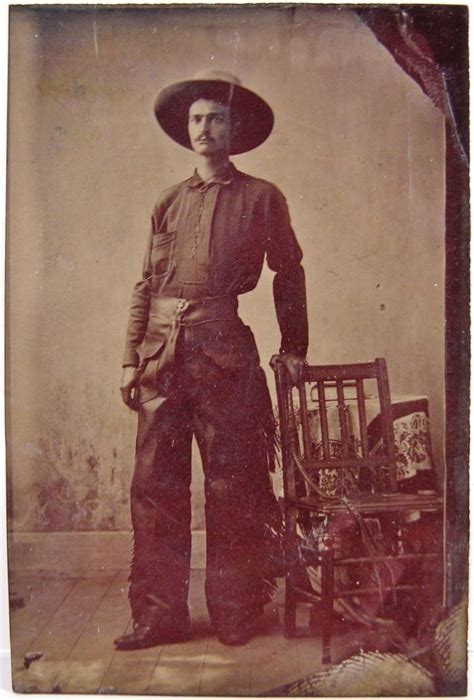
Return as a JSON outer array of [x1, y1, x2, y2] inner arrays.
[[9, 569, 354, 695]]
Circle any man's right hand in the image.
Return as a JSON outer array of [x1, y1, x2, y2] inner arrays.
[[120, 366, 140, 410]]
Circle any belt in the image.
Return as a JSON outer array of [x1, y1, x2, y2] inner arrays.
[[148, 294, 239, 326]]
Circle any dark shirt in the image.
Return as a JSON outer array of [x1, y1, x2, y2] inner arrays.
[[123, 163, 308, 366]]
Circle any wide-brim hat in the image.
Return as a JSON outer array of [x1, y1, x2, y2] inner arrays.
[[154, 70, 274, 155]]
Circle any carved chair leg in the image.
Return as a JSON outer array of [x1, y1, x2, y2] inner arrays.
[[284, 505, 298, 638], [321, 538, 335, 664]]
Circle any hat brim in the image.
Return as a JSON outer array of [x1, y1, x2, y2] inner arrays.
[[154, 80, 274, 155]]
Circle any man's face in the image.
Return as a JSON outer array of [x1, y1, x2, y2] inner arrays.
[[188, 99, 232, 157]]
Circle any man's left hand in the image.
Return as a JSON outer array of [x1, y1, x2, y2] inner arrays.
[[270, 352, 306, 385]]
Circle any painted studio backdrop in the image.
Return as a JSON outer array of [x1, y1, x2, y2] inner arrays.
[[8, 5, 445, 550], [6, 4, 466, 695]]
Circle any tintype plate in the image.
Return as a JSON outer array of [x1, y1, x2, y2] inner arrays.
[[6, 3, 468, 696]]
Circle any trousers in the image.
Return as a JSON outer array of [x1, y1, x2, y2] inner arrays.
[[129, 301, 282, 628]]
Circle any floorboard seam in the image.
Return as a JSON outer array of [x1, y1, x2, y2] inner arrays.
[[96, 611, 132, 693], [144, 645, 164, 694], [22, 577, 79, 656], [196, 634, 210, 695], [50, 571, 120, 692]]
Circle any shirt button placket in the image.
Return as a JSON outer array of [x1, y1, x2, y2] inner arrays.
[[191, 188, 206, 262]]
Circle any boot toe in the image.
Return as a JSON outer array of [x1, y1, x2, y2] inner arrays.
[[114, 618, 191, 650], [114, 624, 157, 650]]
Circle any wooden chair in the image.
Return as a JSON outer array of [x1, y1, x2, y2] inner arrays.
[[273, 357, 444, 663]]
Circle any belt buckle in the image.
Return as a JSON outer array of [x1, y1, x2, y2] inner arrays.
[[176, 298, 189, 319]]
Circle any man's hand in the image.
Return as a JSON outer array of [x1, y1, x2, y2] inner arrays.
[[270, 352, 306, 385], [120, 366, 140, 409]]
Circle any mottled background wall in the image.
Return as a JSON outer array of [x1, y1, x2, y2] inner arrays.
[[7, 6, 445, 537]]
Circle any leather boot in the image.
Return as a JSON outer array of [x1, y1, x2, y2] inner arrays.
[[114, 604, 191, 650]]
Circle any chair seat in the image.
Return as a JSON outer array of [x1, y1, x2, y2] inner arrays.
[[288, 491, 443, 515]]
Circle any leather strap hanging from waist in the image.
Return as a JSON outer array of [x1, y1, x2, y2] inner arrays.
[[140, 294, 239, 378]]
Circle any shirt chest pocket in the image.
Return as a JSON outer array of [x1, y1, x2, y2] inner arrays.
[[151, 231, 176, 277]]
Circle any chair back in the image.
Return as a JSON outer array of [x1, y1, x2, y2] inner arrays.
[[275, 358, 398, 501]]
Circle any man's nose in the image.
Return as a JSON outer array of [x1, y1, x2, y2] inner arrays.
[[199, 118, 212, 134]]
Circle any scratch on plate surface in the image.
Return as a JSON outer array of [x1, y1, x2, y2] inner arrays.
[[93, 17, 99, 61]]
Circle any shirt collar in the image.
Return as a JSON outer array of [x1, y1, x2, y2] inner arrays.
[[187, 162, 236, 189]]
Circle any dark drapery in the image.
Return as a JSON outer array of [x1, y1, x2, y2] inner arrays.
[[358, 6, 469, 615]]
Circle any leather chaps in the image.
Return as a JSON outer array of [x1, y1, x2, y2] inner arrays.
[[129, 296, 283, 629]]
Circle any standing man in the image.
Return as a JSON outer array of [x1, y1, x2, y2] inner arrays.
[[116, 71, 308, 650]]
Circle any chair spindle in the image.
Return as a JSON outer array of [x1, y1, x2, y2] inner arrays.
[[336, 379, 350, 459], [356, 378, 369, 458], [298, 382, 313, 461], [317, 381, 331, 460]]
